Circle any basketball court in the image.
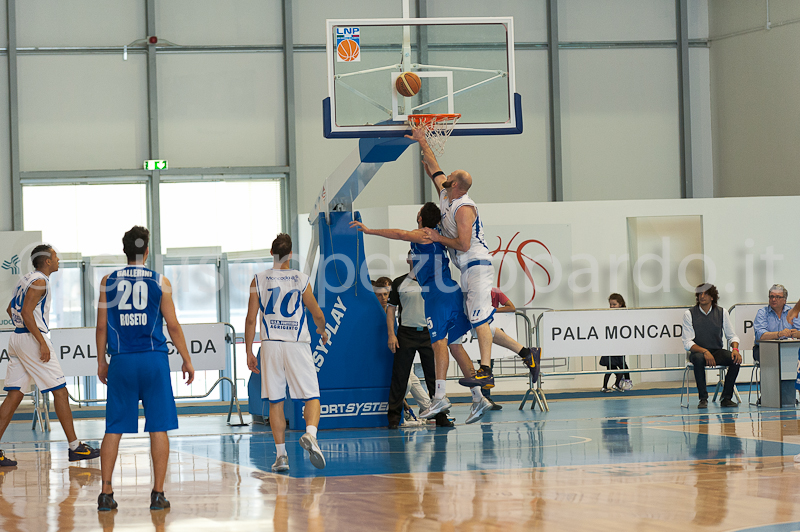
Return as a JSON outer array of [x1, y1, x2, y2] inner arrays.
[[2, 396, 800, 531], [0, 3, 798, 532]]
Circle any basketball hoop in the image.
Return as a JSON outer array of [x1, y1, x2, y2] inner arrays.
[[407, 114, 461, 156]]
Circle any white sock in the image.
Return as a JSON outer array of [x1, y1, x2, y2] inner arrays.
[[470, 387, 483, 401], [68, 440, 80, 451], [276, 443, 287, 457], [306, 425, 318, 438], [435, 380, 446, 399]]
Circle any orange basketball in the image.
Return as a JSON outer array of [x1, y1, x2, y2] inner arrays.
[[337, 39, 360, 62], [395, 72, 421, 97]]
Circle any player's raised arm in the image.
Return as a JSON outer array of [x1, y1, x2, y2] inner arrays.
[[405, 126, 445, 193], [96, 274, 110, 384], [244, 278, 260, 374], [301, 285, 328, 344], [160, 277, 195, 385], [349, 221, 431, 244]]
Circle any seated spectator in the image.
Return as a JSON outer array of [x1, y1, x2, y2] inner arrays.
[[681, 283, 741, 409], [753, 284, 800, 362], [600, 293, 632, 392]]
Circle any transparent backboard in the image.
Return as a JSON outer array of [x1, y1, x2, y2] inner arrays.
[[324, 17, 521, 138]]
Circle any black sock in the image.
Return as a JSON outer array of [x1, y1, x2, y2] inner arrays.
[[518, 347, 529, 357], [480, 364, 492, 372]]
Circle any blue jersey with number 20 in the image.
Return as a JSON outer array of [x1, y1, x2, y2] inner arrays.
[[255, 269, 311, 343], [105, 266, 168, 355]]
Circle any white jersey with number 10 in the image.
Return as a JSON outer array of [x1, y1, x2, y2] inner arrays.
[[255, 269, 311, 343]]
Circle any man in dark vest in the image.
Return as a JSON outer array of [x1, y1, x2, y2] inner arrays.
[[681, 283, 741, 408]]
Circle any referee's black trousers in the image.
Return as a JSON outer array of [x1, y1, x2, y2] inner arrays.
[[387, 326, 438, 426]]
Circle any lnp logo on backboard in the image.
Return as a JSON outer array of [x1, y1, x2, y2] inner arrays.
[[336, 27, 360, 62]]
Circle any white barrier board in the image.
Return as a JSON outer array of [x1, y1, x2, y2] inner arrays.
[[541, 308, 689, 357], [0, 323, 227, 379], [731, 304, 763, 351], [462, 312, 519, 360]]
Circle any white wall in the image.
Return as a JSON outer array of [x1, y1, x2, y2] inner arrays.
[[356, 194, 799, 391], [709, 0, 800, 197]]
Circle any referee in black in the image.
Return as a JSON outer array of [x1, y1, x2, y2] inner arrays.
[[386, 253, 452, 429]]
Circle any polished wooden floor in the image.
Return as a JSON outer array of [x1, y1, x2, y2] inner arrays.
[[2, 395, 800, 531]]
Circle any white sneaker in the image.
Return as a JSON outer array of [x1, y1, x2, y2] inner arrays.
[[621, 379, 633, 390], [465, 397, 492, 424], [272, 454, 289, 472], [419, 396, 451, 419], [299, 433, 326, 470]]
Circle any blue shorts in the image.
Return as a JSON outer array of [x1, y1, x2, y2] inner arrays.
[[423, 288, 471, 345], [105, 351, 178, 434]]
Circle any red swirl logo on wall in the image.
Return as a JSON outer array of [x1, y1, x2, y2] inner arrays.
[[490, 232, 552, 305]]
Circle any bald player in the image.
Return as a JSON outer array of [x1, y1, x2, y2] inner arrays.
[[406, 127, 539, 386]]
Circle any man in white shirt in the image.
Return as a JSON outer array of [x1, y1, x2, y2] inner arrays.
[[681, 283, 741, 409]]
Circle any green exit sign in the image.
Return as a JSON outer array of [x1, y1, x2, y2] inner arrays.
[[144, 160, 168, 170]]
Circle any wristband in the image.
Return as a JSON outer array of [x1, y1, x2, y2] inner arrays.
[[432, 170, 445, 179], [732, 348, 739, 352]]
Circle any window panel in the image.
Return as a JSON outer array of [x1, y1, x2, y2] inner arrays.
[[17, 55, 149, 172], [425, 0, 547, 43], [49, 265, 82, 329], [16, 0, 144, 47], [559, 0, 676, 42], [158, 53, 286, 168], [23, 184, 148, 257], [560, 49, 681, 201], [292, 0, 407, 45], [228, 259, 273, 399], [160, 181, 282, 254], [164, 263, 221, 401], [157, 0, 282, 46]]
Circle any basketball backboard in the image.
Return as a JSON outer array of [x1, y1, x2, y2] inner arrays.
[[323, 17, 522, 139]]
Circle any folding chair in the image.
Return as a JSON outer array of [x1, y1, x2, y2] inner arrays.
[[680, 352, 741, 408]]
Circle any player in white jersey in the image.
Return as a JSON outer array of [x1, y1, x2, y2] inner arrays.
[[245, 233, 328, 472], [0, 244, 100, 467], [406, 126, 540, 387]]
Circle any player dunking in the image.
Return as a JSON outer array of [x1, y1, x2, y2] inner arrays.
[[245, 233, 328, 472], [406, 127, 539, 385], [96, 226, 195, 511], [351, 202, 494, 424], [0, 245, 100, 467]]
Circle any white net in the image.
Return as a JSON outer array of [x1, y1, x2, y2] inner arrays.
[[408, 114, 461, 156]]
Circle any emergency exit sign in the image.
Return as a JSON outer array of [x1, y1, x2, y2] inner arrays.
[[144, 160, 168, 170]]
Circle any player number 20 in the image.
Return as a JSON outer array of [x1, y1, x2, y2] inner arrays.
[[118, 280, 148, 311]]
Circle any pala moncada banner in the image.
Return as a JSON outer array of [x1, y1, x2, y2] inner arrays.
[[541, 308, 689, 357], [0, 323, 227, 380]]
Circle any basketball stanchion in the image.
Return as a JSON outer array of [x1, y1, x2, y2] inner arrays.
[[407, 113, 461, 156]]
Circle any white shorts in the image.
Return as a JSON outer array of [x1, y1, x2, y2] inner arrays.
[[260, 340, 320, 402], [460, 263, 495, 327], [5, 333, 67, 393]]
